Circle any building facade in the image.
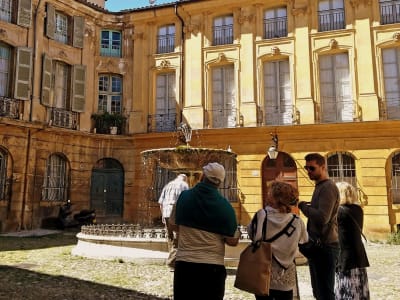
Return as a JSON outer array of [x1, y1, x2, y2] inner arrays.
[[1, 0, 400, 239]]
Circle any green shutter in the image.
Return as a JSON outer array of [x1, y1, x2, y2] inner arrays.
[[46, 3, 55, 40], [17, 0, 32, 27], [73, 16, 84, 48], [71, 65, 86, 112], [14, 47, 32, 101], [41, 54, 52, 106]]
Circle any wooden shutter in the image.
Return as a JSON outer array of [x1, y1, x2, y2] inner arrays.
[[46, 3, 55, 40], [73, 16, 84, 48], [17, 0, 32, 27], [41, 54, 52, 106], [71, 65, 86, 112], [14, 47, 32, 101]]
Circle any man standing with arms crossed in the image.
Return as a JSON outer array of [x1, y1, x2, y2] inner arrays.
[[298, 153, 340, 300]]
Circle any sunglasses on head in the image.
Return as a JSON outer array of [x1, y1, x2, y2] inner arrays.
[[304, 166, 316, 172]]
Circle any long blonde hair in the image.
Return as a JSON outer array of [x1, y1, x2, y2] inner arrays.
[[336, 181, 360, 205]]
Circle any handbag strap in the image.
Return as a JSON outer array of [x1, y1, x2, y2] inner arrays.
[[265, 214, 297, 243], [339, 206, 367, 242]]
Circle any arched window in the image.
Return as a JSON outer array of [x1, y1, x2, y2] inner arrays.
[[327, 152, 356, 186], [390, 152, 400, 204], [42, 154, 69, 201]]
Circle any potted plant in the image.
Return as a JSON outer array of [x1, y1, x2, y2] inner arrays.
[[91, 112, 126, 134]]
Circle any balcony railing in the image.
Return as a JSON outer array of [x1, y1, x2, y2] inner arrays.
[[319, 96, 354, 123], [380, 0, 400, 25], [205, 108, 237, 128], [213, 25, 233, 45], [0, 96, 21, 119], [148, 113, 177, 132], [49, 108, 79, 129], [318, 8, 345, 32], [100, 45, 121, 57], [264, 103, 294, 125], [264, 17, 287, 39], [380, 97, 400, 119], [157, 34, 175, 53]]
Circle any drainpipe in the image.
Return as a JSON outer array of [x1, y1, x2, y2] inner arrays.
[[175, 3, 185, 122]]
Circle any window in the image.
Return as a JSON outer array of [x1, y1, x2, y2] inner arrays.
[[264, 7, 287, 39], [382, 48, 400, 119], [42, 154, 69, 201], [41, 55, 85, 128], [211, 65, 236, 128], [319, 53, 353, 123], [0, 43, 11, 98], [327, 152, 356, 187], [0, 0, 31, 27], [380, 0, 400, 25], [157, 24, 175, 54], [45, 3, 84, 48], [100, 30, 122, 57], [213, 15, 233, 46], [391, 152, 400, 204], [263, 59, 292, 125], [98, 74, 122, 113], [153, 72, 176, 132], [318, 0, 345, 32], [0, 44, 32, 118]]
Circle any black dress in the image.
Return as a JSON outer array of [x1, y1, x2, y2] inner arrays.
[[335, 204, 370, 300]]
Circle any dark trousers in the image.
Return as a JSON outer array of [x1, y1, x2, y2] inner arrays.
[[173, 261, 227, 300], [308, 243, 339, 300], [255, 289, 293, 300]]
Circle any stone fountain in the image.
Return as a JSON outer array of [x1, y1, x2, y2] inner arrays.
[[72, 123, 246, 263]]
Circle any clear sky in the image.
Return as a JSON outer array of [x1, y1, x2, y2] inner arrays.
[[105, 0, 177, 12]]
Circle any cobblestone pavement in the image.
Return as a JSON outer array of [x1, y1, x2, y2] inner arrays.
[[0, 231, 399, 299]]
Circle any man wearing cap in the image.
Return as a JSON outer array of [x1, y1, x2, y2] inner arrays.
[[158, 173, 189, 269], [170, 162, 240, 300]]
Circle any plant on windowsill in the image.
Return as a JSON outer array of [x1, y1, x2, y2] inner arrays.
[[91, 111, 126, 135]]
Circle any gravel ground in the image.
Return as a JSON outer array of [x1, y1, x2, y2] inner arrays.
[[0, 231, 399, 300]]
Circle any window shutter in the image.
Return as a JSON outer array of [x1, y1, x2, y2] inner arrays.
[[71, 65, 86, 112], [73, 16, 84, 48], [17, 0, 32, 27], [46, 3, 55, 40], [14, 47, 32, 101], [41, 54, 52, 106]]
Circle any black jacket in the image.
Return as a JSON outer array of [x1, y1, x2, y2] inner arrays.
[[336, 204, 369, 272]]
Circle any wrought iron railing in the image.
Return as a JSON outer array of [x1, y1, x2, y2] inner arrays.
[[49, 108, 79, 129], [147, 113, 177, 132], [205, 108, 237, 128], [264, 17, 287, 39], [157, 34, 175, 53], [213, 25, 233, 45], [0, 96, 20, 119], [318, 8, 345, 32], [380, 0, 400, 25], [380, 97, 400, 120]]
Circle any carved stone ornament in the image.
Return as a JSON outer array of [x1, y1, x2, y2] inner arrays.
[[329, 39, 338, 49], [217, 53, 227, 63], [0, 29, 7, 39], [160, 60, 171, 68], [291, 6, 310, 16], [184, 23, 200, 35], [393, 32, 400, 42], [133, 32, 145, 40], [84, 26, 94, 38], [349, 0, 372, 7], [238, 13, 254, 25], [271, 46, 280, 56], [58, 50, 68, 59]]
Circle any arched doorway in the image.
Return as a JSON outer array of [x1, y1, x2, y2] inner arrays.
[[261, 152, 298, 210], [90, 158, 124, 221]]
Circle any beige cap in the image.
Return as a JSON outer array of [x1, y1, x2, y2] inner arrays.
[[203, 162, 225, 185]]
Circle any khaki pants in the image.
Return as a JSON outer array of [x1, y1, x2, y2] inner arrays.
[[164, 217, 178, 268]]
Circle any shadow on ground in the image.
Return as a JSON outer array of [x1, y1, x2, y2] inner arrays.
[[0, 265, 170, 300]]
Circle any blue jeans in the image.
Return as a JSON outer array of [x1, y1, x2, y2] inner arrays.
[[308, 243, 339, 300]]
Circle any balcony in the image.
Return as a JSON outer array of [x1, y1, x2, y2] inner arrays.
[[49, 108, 79, 130], [213, 25, 233, 45], [380, 0, 400, 24], [205, 108, 237, 128], [0, 96, 21, 119], [318, 8, 345, 32], [147, 113, 177, 132], [264, 17, 287, 39], [157, 35, 175, 54]]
